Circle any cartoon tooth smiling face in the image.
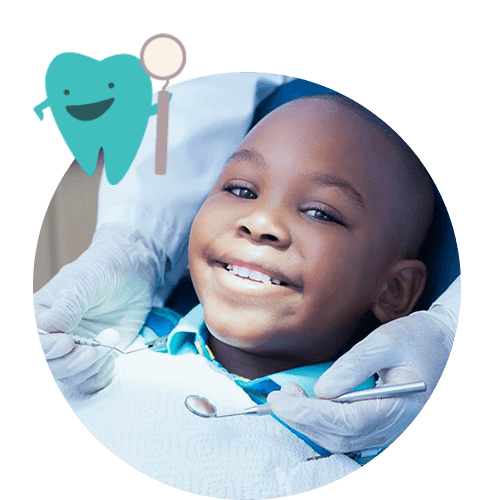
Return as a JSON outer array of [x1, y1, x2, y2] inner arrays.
[[35, 52, 158, 185]]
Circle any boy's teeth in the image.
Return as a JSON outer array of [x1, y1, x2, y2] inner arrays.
[[225, 264, 277, 285], [250, 270, 272, 283], [238, 267, 250, 278]]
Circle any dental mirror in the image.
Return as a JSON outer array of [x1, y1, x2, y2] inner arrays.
[[140, 34, 186, 175], [184, 381, 427, 419], [184, 395, 218, 418], [185, 395, 273, 418]]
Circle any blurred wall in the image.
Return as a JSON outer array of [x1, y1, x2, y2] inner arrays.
[[33, 163, 102, 292]]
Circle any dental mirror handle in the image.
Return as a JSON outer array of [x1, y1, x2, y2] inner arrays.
[[216, 404, 275, 418], [331, 380, 427, 402], [155, 89, 170, 175], [238, 381, 428, 417]]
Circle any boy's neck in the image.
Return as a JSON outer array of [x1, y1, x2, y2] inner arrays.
[[205, 312, 378, 380], [207, 335, 311, 380]]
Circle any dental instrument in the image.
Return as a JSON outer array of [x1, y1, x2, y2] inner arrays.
[[140, 34, 186, 175], [37, 329, 146, 354], [184, 381, 427, 418]]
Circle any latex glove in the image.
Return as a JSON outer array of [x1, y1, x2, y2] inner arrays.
[[268, 278, 460, 453], [40, 328, 119, 394], [34, 225, 159, 391]]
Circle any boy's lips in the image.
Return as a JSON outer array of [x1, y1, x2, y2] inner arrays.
[[212, 256, 302, 290]]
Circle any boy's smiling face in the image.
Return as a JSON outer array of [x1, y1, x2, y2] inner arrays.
[[188, 97, 408, 366]]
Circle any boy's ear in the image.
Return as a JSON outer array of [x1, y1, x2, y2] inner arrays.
[[371, 260, 427, 323]]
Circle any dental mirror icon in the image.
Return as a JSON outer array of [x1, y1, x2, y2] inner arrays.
[[140, 34, 186, 175]]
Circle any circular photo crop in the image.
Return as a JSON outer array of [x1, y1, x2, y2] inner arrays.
[[34, 73, 460, 499]]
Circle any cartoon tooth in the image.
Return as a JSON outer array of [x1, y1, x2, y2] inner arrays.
[[34, 52, 158, 185]]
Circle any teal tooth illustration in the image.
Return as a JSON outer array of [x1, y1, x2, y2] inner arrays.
[[34, 53, 158, 185]]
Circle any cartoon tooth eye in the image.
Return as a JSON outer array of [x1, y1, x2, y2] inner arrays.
[[63, 89, 70, 95], [108, 82, 115, 88]]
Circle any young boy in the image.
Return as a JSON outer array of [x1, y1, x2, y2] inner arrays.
[[139, 92, 433, 444], [65, 94, 434, 498]]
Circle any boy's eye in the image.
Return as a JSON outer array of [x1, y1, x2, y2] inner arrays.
[[223, 183, 257, 199], [305, 208, 344, 226]]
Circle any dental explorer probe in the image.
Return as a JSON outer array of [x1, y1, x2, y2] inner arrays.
[[184, 381, 427, 419], [37, 329, 146, 354]]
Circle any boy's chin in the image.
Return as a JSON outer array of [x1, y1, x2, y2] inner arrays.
[[203, 307, 283, 351], [206, 322, 268, 351]]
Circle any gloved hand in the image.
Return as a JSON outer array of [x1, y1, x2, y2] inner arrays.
[[34, 224, 160, 392], [268, 300, 459, 454], [40, 328, 120, 394]]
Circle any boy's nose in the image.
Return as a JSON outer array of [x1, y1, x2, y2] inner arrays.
[[236, 210, 292, 248]]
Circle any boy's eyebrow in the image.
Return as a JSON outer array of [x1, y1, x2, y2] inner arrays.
[[305, 172, 366, 212], [226, 148, 267, 167], [227, 148, 366, 212]]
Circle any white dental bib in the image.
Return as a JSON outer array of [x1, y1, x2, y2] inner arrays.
[[61, 345, 360, 499]]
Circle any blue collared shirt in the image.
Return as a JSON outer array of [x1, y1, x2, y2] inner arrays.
[[140, 304, 376, 459]]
